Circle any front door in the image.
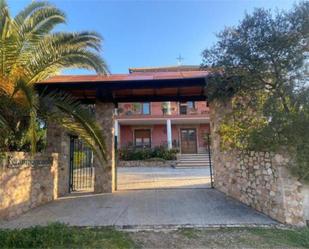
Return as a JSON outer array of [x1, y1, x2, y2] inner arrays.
[[180, 128, 197, 154]]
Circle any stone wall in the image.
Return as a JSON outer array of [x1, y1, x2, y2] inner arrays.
[[0, 152, 58, 220], [210, 100, 307, 226], [302, 185, 309, 222], [46, 122, 70, 196], [118, 160, 175, 167]]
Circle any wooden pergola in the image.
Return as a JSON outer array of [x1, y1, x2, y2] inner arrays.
[[36, 71, 210, 103]]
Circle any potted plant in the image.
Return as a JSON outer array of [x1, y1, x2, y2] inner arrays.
[[161, 102, 169, 115], [133, 103, 142, 114]]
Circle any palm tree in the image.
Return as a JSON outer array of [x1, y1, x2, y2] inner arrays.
[[0, 0, 108, 161]]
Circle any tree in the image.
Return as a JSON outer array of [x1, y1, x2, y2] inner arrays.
[[202, 2, 309, 182], [0, 0, 109, 162]]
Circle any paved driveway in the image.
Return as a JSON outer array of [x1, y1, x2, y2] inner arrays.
[[117, 167, 211, 190], [0, 189, 276, 229]]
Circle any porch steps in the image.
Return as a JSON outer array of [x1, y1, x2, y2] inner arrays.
[[175, 153, 211, 168]]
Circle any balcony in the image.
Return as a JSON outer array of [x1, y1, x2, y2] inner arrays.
[[117, 102, 209, 118], [118, 103, 150, 116]]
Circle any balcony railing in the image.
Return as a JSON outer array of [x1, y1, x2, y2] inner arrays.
[[117, 108, 209, 116]]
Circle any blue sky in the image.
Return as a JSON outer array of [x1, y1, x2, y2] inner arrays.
[[8, 0, 296, 74]]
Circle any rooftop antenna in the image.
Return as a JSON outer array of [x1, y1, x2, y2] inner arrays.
[[176, 54, 184, 66]]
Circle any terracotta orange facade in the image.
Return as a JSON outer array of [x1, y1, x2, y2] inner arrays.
[[115, 100, 210, 154], [113, 65, 211, 154]]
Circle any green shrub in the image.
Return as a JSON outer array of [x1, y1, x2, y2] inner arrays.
[[152, 146, 179, 160], [118, 145, 178, 161]]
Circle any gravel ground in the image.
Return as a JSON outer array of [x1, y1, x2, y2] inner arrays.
[[129, 227, 308, 249]]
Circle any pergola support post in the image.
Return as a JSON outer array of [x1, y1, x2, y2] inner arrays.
[[166, 119, 172, 149], [94, 101, 116, 193]]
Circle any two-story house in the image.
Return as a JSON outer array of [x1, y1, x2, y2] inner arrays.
[[115, 65, 210, 154]]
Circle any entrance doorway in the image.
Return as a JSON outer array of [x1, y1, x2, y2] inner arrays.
[[180, 128, 197, 154]]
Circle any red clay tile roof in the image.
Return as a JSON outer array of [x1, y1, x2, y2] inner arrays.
[[129, 65, 203, 73], [39, 71, 210, 84]]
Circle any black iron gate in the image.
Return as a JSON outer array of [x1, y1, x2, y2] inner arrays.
[[69, 136, 94, 192]]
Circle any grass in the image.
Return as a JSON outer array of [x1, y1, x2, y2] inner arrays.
[[179, 227, 309, 248], [247, 227, 309, 248], [0, 223, 308, 249], [179, 228, 199, 239], [0, 223, 136, 249]]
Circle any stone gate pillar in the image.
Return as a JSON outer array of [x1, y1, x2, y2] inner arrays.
[[94, 101, 115, 193], [46, 122, 70, 197]]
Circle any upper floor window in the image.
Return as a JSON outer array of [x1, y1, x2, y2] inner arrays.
[[132, 102, 150, 115], [187, 101, 195, 109], [179, 101, 195, 115], [142, 102, 150, 115]]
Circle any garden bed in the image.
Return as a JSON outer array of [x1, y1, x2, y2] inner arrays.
[[118, 146, 179, 161]]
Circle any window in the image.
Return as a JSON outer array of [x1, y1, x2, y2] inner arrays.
[[142, 103, 150, 115], [179, 101, 195, 115], [179, 102, 187, 115], [187, 101, 195, 109], [133, 103, 150, 115], [134, 129, 151, 148]]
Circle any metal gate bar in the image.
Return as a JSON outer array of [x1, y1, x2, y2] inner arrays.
[[69, 136, 94, 192]]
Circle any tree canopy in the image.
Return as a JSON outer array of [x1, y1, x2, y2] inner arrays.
[[202, 2, 309, 182], [0, 0, 109, 162]]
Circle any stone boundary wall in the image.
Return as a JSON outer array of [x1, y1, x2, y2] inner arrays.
[[210, 100, 307, 226], [302, 185, 309, 222], [213, 149, 305, 226], [46, 122, 70, 197], [118, 160, 175, 167], [0, 152, 59, 220]]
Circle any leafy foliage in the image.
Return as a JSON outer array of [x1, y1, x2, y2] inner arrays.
[[202, 2, 309, 182], [0, 0, 108, 162], [119, 145, 179, 161]]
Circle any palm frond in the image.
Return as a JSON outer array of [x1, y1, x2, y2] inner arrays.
[[59, 116, 105, 161], [0, 0, 15, 79], [27, 47, 108, 83], [0, 112, 10, 131], [0, 0, 10, 38], [19, 6, 66, 36], [12, 78, 38, 108], [4, 4, 65, 79], [11, 79, 39, 154], [40, 91, 107, 163], [14, 1, 50, 25], [43, 31, 103, 51], [0, 0, 109, 159]]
